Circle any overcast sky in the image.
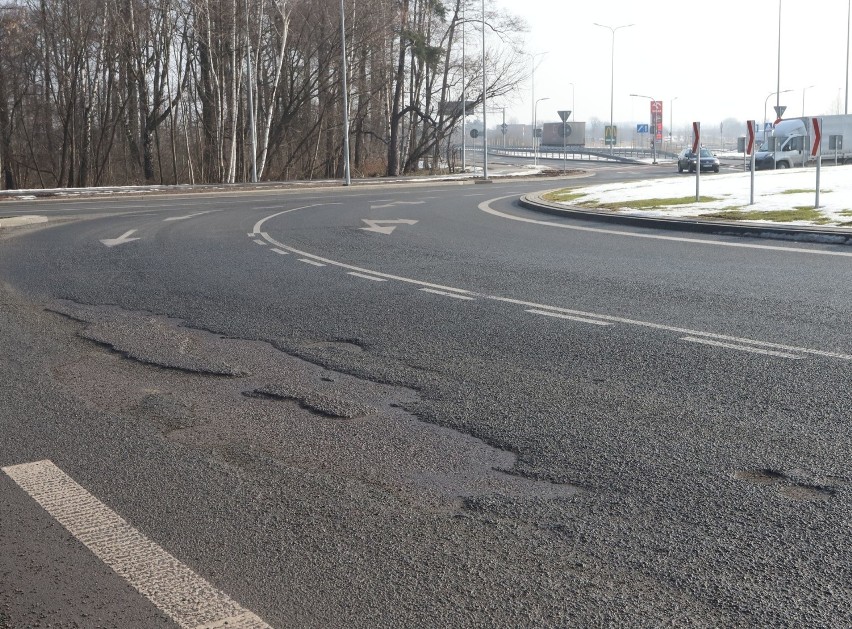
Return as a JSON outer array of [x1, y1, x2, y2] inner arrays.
[[490, 0, 852, 131]]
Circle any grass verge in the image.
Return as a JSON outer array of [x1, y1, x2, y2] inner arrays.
[[699, 207, 832, 224], [543, 189, 588, 203], [780, 188, 832, 194], [578, 196, 720, 210]]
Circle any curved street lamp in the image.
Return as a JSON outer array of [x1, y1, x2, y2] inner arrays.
[[534, 97, 550, 166], [594, 22, 633, 153], [629, 93, 657, 164]]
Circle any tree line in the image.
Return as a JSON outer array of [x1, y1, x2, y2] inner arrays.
[[0, 0, 525, 189]]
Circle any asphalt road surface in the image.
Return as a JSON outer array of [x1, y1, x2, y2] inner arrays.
[[1, 163, 850, 628]]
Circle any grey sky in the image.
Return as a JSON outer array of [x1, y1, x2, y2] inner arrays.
[[489, 0, 851, 130]]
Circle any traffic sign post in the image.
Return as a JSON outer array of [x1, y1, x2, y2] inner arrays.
[[812, 117, 822, 208], [558, 110, 572, 173], [692, 122, 700, 201], [747, 120, 756, 205]]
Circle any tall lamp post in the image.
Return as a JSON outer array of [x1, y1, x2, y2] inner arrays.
[[669, 96, 678, 154], [534, 97, 549, 166], [776, 0, 782, 118], [763, 89, 793, 139], [630, 93, 657, 164], [567, 82, 575, 120], [801, 84, 815, 116], [338, 0, 351, 185], [594, 22, 633, 153], [526, 51, 548, 153], [481, 0, 488, 180], [764, 88, 792, 170], [846, 0, 850, 113]]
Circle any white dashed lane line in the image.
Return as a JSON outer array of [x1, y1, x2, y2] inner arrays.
[[249, 207, 852, 362], [252, 239, 267, 246], [526, 308, 613, 326], [680, 336, 804, 360], [420, 288, 475, 300], [2, 460, 271, 629], [348, 272, 387, 282], [270, 248, 289, 255]]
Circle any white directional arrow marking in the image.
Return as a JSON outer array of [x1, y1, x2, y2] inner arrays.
[[100, 229, 140, 248], [359, 219, 419, 235], [369, 201, 425, 209], [163, 210, 215, 222]]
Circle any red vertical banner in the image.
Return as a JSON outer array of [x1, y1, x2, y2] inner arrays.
[[650, 101, 663, 141]]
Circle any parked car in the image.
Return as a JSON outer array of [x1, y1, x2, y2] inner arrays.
[[677, 148, 720, 173]]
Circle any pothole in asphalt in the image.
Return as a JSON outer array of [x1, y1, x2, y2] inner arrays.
[[302, 339, 365, 353], [47, 302, 580, 508], [733, 468, 838, 502]]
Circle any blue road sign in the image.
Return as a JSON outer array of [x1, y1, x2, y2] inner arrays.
[[636, 124, 649, 133]]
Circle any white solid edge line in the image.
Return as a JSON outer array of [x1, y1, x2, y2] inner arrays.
[[251, 207, 852, 361], [420, 288, 475, 300], [2, 460, 271, 629], [298, 258, 326, 267], [348, 272, 387, 282], [526, 308, 613, 326], [478, 196, 852, 258], [680, 336, 804, 360]]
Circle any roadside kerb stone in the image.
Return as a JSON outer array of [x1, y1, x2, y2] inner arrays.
[[0, 216, 48, 229], [519, 191, 852, 246]]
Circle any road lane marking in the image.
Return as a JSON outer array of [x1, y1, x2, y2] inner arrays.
[[251, 210, 852, 362], [420, 288, 475, 300], [270, 248, 289, 255], [252, 239, 267, 246], [249, 203, 341, 236], [680, 336, 804, 359], [526, 308, 613, 326], [479, 196, 852, 257], [2, 460, 271, 629], [299, 258, 326, 267], [360, 219, 419, 235], [348, 272, 387, 282], [163, 211, 218, 222], [100, 229, 140, 248]]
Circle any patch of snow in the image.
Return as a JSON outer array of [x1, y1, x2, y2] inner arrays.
[[557, 165, 852, 226]]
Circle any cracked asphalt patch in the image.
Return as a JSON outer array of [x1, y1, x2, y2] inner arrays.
[[47, 301, 579, 506]]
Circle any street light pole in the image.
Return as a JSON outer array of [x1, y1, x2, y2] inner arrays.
[[801, 84, 815, 116], [629, 93, 657, 164], [846, 0, 850, 113], [245, 0, 258, 182], [481, 0, 487, 180], [527, 51, 547, 157], [776, 0, 782, 116], [670, 96, 678, 154], [338, 0, 351, 185], [764, 88, 792, 170], [534, 97, 549, 166], [567, 82, 575, 121], [461, 1, 465, 171], [594, 22, 633, 153]]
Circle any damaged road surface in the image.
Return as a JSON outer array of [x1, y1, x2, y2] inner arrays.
[[1, 185, 850, 627]]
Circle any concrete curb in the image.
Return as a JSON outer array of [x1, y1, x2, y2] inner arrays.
[[519, 192, 852, 246], [0, 169, 586, 202], [0, 215, 48, 229]]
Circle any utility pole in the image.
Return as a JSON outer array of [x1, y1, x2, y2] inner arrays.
[[339, 0, 351, 185], [245, 0, 257, 182]]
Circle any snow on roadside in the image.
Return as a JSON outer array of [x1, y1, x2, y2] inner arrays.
[[556, 165, 852, 226]]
